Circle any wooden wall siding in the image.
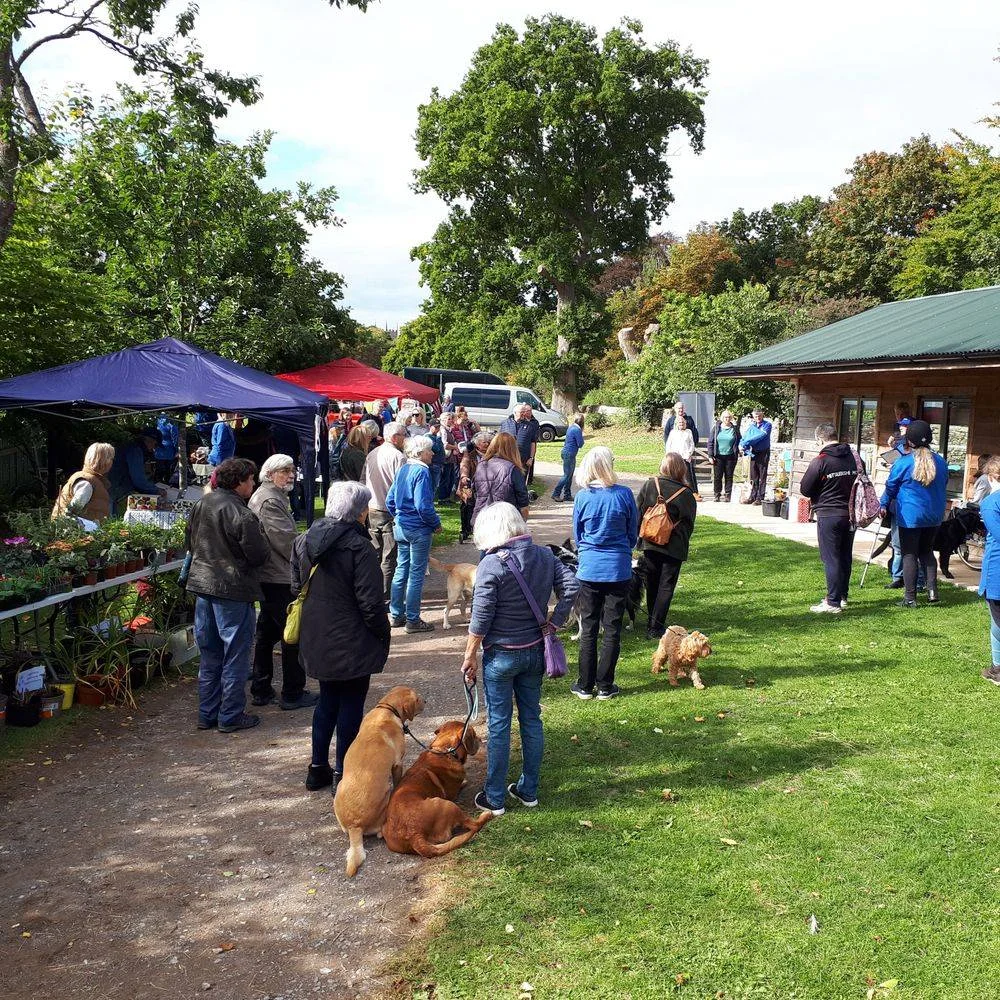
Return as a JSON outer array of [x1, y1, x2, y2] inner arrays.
[[788, 368, 1000, 497]]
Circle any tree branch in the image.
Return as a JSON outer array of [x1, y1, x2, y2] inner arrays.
[[14, 0, 104, 68], [13, 65, 49, 140]]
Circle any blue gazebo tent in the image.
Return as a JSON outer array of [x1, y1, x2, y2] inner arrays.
[[0, 337, 329, 521]]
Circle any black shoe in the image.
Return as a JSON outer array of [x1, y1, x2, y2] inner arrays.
[[251, 691, 276, 706], [218, 713, 261, 733], [646, 628, 664, 641], [570, 682, 594, 701], [305, 763, 333, 791], [473, 790, 505, 816], [280, 690, 319, 711], [596, 684, 620, 700], [405, 618, 435, 633], [927, 589, 940, 605], [884, 579, 904, 590], [896, 599, 918, 609], [507, 782, 538, 807], [197, 717, 217, 730], [713, 496, 721, 502], [390, 615, 407, 628]]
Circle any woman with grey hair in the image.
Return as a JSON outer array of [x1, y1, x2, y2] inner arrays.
[[248, 454, 316, 710], [461, 502, 579, 814], [386, 434, 441, 632], [291, 480, 391, 791], [457, 431, 492, 543]]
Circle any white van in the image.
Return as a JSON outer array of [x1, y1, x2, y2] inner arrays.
[[444, 382, 568, 441]]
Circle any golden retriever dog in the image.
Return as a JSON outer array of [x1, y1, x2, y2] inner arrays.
[[333, 685, 425, 877], [382, 720, 493, 859], [651, 626, 712, 689], [428, 556, 477, 628]]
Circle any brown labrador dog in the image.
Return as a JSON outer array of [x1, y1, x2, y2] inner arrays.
[[381, 720, 493, 859], [334, 685, 425, 878]]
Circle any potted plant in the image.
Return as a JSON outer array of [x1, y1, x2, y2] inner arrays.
[[72, 630, 135, 708]]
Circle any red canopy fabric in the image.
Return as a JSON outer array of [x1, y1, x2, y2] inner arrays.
[[276, 357, 438, 404]]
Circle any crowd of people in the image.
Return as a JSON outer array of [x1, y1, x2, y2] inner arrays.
[[51, 390, 1000, 819]]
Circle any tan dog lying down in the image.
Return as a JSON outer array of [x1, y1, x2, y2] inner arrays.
[[334, 685, 425, 877], [651, 625, 712, 689], [382, 720, 493, 859], [428, 556, 477, 628]]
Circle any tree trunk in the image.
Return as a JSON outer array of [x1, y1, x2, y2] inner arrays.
[[0, 39, 19, 255], [550, 283, 578, 415]]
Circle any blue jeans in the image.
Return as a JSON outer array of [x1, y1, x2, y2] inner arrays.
[[890, 518, 925, 587], [988, 599, 1000, 666], [430, 465, 443, 498], [390, 524, 433, 622], [438, 463, 458, 501], [553, 454, 576, 499], [481, 643, 545, 808], [195, 595, 256, 727]]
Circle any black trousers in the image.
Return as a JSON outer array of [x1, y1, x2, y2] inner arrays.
[[311, 675, 371, 774], [460, 499, 474, 539], [577, 579, 630, 691], [816, 515, 855, 604], [685, 460, 699, 492], [251, 581, 305, 700], [898, 525, 938, 602], [749, 450, 770, 501], [642, 550, 683, 635], [712, 455, 736, 499]]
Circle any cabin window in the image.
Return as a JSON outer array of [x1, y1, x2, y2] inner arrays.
[[838, 398, 878, 447], [919, 397, 971, 496]]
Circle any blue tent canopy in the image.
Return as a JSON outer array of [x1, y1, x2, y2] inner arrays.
[[0, 337, 329, 521]]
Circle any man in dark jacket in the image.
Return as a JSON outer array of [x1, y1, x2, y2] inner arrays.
[[291, 480, 391, 791], [663, 401, 699, 445], [499, 404, 540, 486], [185, 458, 270, 732], [799, 423, 860, 615]]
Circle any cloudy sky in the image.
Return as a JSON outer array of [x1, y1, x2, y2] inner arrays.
[[28, 0, 1000, 329]]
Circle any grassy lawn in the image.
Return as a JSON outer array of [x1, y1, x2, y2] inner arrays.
[[536, 425, 666, 477], [390, 518, 998, 1000]]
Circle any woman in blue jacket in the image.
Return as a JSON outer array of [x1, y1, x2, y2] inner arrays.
[[879, 420, 949, 608], [571, 446, 639, 700], [978, 457, 1000, 684], [552, 413, 585, 502], [386, 434, 441, 633]]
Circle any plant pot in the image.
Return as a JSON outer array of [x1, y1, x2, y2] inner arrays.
[[75, 678, 108, 707], [0, 595, 21, 611], [780, 499, 790, 519], [83, 571, 99, 587], [6, 693, 42, 727], [130, 559, 144, 573], [761, 500, 782, 517], [40, 689, 63, 719], [53, 681, 75, 710], [128, 650, 154, 688]]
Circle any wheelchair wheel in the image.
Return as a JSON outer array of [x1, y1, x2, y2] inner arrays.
[[959, 535, 984, 570]]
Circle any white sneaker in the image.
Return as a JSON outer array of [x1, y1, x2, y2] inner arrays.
[[840, 599, 848, 609], [810, 600, 843, 614]]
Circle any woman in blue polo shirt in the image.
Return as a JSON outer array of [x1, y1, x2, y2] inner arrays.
[[571, 446, 639, 700], [978, 456, 1000, 685]]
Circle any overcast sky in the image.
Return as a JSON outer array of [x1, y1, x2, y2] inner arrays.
[[29, 0, 1000, 330]]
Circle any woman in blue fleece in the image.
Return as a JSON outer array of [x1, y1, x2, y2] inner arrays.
[[386, 434, 441, 633], [571, 446, 639, 700]]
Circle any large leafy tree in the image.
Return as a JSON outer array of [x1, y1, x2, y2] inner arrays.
[[28, 87, 355, 372], [413, 14, 707, 411], [893, 140, 1000, 297], [788, 136, 955, 302]]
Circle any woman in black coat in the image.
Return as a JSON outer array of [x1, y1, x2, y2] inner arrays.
[[291, 480, 391, 791], [636, 452, 698, 640]]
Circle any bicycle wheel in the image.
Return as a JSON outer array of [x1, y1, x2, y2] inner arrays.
[[959, 536, 984, 570]]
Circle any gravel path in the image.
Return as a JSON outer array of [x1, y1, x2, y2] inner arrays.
[[0, 481, 573, 1000]]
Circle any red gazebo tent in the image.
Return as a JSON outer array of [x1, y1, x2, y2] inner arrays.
[[277, 358, 438, 403]]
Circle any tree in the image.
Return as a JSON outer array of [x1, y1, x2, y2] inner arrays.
[[789, 136, 955, 302], [893, 140, 1000, 298], [413, 14, 707, 412], [26, 86, 355, 372], [660, 225, 739, 296]]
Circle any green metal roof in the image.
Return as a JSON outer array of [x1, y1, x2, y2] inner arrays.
[[712, 285, 1000, 378]]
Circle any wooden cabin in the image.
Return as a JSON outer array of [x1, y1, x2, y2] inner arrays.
[[712, 286, 1000, 513]]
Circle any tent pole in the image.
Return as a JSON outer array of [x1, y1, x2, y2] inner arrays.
[[177, 418, 188, 492]]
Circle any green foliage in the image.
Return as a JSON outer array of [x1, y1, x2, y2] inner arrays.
[[893, 140, 1000, 297], [616, 285, 792, 422], [412, 14, 708, 405], [789, 135, 955, 302]]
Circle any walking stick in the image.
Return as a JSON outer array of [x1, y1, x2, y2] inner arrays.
[[859, 521, 886, 589]]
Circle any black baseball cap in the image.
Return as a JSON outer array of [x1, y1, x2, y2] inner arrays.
[[904, 419, 933, 448]]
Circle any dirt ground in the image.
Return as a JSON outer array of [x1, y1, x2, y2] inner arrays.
[[0, 473, 574, 1000]]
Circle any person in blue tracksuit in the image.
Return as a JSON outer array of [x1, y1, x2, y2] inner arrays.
[[209, 413, 237, 467], [552, 413, 584, 502], [879, 420, 948, 608], [978, 456, 1000, 685]]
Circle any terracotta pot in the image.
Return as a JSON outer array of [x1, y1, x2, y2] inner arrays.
[[75, 679, 107, 708], [83, 571, 98, 587]]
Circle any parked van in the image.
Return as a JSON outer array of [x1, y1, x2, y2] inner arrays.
[[444, 383, 568, 441]]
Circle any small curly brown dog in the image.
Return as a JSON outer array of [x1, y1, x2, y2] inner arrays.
[[651, 625, 712, 689]]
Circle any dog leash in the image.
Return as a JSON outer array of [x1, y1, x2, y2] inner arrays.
[[393, 676, 479, 760]]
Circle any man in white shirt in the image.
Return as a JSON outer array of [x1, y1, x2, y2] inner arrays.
[[364, 421, 406, 600]]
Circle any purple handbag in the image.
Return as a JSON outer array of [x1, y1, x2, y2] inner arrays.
[[498, 551, 568, 679]]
